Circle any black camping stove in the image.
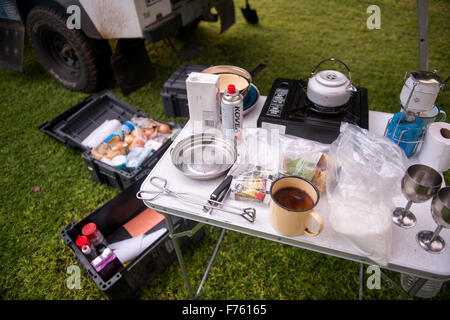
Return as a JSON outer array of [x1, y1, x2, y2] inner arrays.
[[257, 78, 369, 144]]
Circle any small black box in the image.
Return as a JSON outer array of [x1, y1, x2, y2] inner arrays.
[[60, 177, 204, 300], [39, 90, 181, 190], [160, 64, 207, 118]]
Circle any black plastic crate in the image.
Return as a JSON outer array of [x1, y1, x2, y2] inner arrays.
[[39, 90, 181, 190], [60, 177, 205, 300], [160, 64, 207, 118], [81, 150, 160, 191]]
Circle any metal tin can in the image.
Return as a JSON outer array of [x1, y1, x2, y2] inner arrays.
[[221, 84, 243, 140]]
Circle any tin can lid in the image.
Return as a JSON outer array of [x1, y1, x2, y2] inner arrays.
[[75, 235, 90, 248], [81, 222, 97, 236]]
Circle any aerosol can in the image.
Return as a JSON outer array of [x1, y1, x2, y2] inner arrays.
[[221, 84, 243, 141]]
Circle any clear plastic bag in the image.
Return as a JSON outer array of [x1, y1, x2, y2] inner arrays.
[[278, 134, 330, 193], [229, 128, 330, 203], [326, 122, 409, 266], [229, 128, 281, 204]]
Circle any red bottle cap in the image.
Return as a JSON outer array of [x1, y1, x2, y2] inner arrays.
[[75, 235, 90, 248], [227, 84, 236, 94], [82, 222, 97, 236]]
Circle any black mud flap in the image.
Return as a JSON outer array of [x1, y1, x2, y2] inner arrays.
[[0, 19, 24, 72], [215, 0, 236, 33], [111, 38, 155, 97]]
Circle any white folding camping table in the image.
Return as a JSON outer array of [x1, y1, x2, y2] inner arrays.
[[140, 96, 450, 299]]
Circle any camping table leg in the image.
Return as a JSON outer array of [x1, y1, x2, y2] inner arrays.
[[359, 265, 428, 299], [359, 264, 364, 300], [164, 213, 227, 300], [379, 271, 422, 300], [164, 213, 195, 299], [194, 228, 226, 299], [406, 277, 428, 298]]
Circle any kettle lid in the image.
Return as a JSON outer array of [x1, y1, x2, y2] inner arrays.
[[315, 70, 349, 87]]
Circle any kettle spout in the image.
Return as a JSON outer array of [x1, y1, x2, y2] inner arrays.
[[346, 85, 357, 92]]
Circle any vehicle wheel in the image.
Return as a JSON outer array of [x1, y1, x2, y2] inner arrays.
[[26, 5, 112, 93], [176, 17, 202, 40]]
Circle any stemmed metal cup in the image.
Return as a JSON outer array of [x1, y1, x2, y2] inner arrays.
[[416, 187, 450, 254], [393, 164, 442, 228]]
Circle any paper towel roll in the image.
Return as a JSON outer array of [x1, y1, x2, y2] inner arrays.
[[418, 122, 450, 172], [81, 119, 122, 148]]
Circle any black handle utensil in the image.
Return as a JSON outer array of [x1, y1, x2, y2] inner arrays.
[[203, 175, 233, 214]]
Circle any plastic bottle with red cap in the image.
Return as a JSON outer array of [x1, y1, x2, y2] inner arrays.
[[81, 222, 107, 249], [75, 235, 97, 261]]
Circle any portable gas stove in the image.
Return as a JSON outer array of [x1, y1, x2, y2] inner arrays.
[[257, 78, 369, 144]]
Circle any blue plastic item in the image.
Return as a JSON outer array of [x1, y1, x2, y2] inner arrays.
[[385, 112, 424, 157]]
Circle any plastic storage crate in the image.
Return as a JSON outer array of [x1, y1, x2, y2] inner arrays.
[[160, 64, 207, 118], [39, 90, 181, 190], [60, 177, 205, 299]]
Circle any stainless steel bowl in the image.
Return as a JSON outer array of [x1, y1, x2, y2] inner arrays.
[[171, 133, 236, 180]]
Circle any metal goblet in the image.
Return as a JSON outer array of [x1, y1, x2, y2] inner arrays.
[[417, 187, 450, 254], [393, 164, 442, 228]]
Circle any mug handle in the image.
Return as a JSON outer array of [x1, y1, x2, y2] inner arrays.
[[304, 211, 324, 237], [438, 110, 447, 122]]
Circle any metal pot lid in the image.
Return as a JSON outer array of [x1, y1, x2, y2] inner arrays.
[[315, 70, 349, 87]]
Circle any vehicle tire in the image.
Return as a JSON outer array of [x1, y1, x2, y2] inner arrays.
[[176, 17, 201, 40], [26, 5, 112, 93]]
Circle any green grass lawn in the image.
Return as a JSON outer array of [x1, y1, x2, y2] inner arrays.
[[1, 0, 449, 300]]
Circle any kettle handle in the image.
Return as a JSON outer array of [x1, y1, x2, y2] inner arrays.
[[311, 58, 352, 84]]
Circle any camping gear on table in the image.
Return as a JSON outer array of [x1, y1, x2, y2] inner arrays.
[[306, 58, 357, 109], [161, 64, 264, 119], [418, 122, 450, 172], [269, 176, 323, 237], [326, 122, 409, 266], [137, 176, 256, 223], [170, 133, 237, 180], [392, 164, 442, 229], [256, 76, 369, 144], [385, 70, 447, 158], [186, 72, 221, 133], [416, 187, 450, 254]]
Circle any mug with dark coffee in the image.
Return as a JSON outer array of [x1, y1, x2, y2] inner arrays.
[[269, 176, 324, 236]]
